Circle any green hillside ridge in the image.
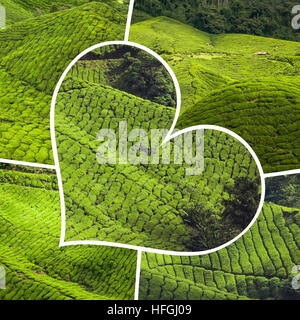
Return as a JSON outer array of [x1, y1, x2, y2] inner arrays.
[[0, 1, 129, 164], [1, 0, 126, 26], [55, 72, 260, 251], [133, 0, 300, 42], [130, 17, 300, 173], [0, 168, 137, 300], [130, 17, 300, 109], [139, 202, 300, 300], [177, 79, 300, 173]]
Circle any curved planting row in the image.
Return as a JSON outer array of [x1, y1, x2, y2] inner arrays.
[[138, 202, 300, 300], [0, 1, 128, 163], [0, 168, 137, 300], [68, 61, 106, 86], [0, 168, 57, 190], [177, 79, 300, 173]]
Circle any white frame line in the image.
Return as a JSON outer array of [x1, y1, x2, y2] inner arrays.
[[134, 249, 142, 300], [0, 158, 56, 170], [264, 169, 300, 178], [125, 3, 143, 300], [124, 0, 135, 42]]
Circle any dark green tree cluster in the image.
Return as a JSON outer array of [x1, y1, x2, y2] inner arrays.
[[266, 174, 300, 209], [83, 45, 177, 107], [134, 0, 300, 41], [222, 176, 260, 228], [117, 49, 176, 108], [184, 176, 260, 251], [183, 202, 238, 251]]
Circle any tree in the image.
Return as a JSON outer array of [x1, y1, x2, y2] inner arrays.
[[116, 50, 176, 107], [183, 202, 238, 251], [265, 175, 300, 209], [222, 176, 260, 229]]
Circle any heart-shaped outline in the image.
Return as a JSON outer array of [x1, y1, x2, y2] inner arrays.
[[50, 41, 265, 256]]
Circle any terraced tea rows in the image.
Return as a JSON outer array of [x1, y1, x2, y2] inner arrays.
[[139, 202, 300, 300], [55, 74, 260, 251], [0, 67, 52, 163], [68, 61, 107, 86], [130, 17, 300, 173], [0, 168, 137, 300], [1, 0, 34, 26], [0, 1, 129, 163], [177, 79, 300, 173], [2, 0, 120, 26]]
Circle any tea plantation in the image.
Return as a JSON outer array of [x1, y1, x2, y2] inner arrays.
[[0, 0, 129, 163], [130, 17, 300, 173], [55, 70, 260, 251], [1, 0, 122, 26], [0, 167, 137, 300], [139, 202, 300, 300]]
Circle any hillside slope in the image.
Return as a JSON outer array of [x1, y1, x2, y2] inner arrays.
[[55, 73, 260, 251], [0, 1, 128, 164], [130, 17, 300, 173], [1, 0, 121, 26], [139, 202, 300, 300], [0, 168, 137, 300], [0, 0, 34, 26], [133, 0, 299, 42], [177, 79, 300, 173]]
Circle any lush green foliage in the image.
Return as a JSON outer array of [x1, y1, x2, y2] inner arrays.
[[0, 168, 137, 300], [183, 202, 239, 251], [0, 1, 128, 163], [266, 175, 300, 209], [1, 0, 299, 301], [130, 17, 300, 173], [0, 0, 34, 26], [77, 46, 177, 107], [222, 176, 260, 228], [183, 176, 260, 250], [133, 0, 300, 42], [139, 202, 300, 300]]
